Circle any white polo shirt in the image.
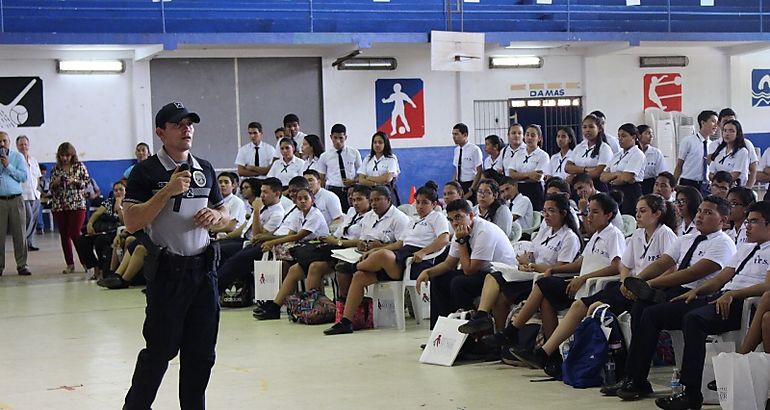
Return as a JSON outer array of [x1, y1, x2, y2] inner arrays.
[[665, 230, 736, 289], [709, 146, 750, 186], [507, 147, 550, 181], [267, 156, 305, 187], [621, 225, 677, 276], [604, 132, 621, 154], [313, 187, 344, 226], [726, 223, 749, 246], [570, 140, 614, 169], [724, 241, 770, 291], [20, 154, 41, 201], [583, 223, 626, 262], [333, 207, 367, 240], [358, 154, 400, 178], [358, 205, 410, 244], [316, 146, 362, 187], [483, 153, 505, 174], [473, 204, 513, 238], [448, 217, 517, 266], [531, 225, 581, 266], [709, 136, 758, 163], [501, 144, 524, 168], [548, 150, 574, 180], [453, 142, 483, 182], [642, 145, 668, 180], [259, 202, 285, 234], [679, 219, 698, 236], [508, 193, 534, 230], [285, 206, 329, 241], [223, 194, 246, 225], [234, 141, 276, 179], [305, 156, 320, 172], [677, 133, 709, 182], [273, 206, 299, 236], [607, 145, 646, 182], [399, 210, 450, 248]]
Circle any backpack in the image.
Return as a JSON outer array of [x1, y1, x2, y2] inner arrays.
[[219, 278, 253, 308], [335, 297, 374, 330], [285, 289, 336, 325], [562, 304, 624, 388]]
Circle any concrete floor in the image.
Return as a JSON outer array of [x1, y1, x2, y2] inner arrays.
[[0, 233, 717, 410]]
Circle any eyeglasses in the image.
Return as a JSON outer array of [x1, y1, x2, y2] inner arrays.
[[476, 189, 494, 197]]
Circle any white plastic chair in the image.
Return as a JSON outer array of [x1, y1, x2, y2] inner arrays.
[[621, 215, 637, 237], [508, 220, 522, 242], [521, 212, 542, 237], [397, 203, 416, 217], [403, 257, 431, 324]]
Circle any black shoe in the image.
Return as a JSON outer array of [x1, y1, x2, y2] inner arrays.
[[458, 313, 494, 334], [28, 245, 39, 251], [706, 380, 716, 391], [601, 378, 629, 396], [501, 345, 527, 366], [97, 273, 119, 288], [543, 352, 563, 378], [655, 391, 703, 410], [254, 302, 280, 320], [17, 267, 31, 276], [324, 321, 353, 335], [334, 262, 357, 275], [480, 332, 517, 349], [617, 379, 654, 401], [624, 277, 668, 304], [103, 276, 130, 289], [511, 347, 548, 369], [252, 300, 269, 315]]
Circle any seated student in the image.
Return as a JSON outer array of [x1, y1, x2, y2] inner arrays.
[[357, 131, 401, 204], [211, 172, 246, 235], [499, 176, 533, 231], [473, 193, 625, 354], [573, 172, 623, 231], [440, 181, 470, 210], [675, 185, 703, 236], [654, 171, 677, 202], [304, 169, 343, 227], [738, 290, 770, 355], [216, 177, 301, 296], [565, 114, 613, 192], [546, 126, 576, 182], [638, 125, 668, 195], [512, 194, 677, 377], [473, 179, 513, 238], [324, 183, 450, 335], [97, 234, 146, 290], [267, 137, 305, 188], [256, 186, 371, 320], [616, 195, 736, 402], [458, 193, 581, 335], [415, 199, 517, 328], [481, 134, 506, 177], [708, 119, 750, 187], [76, 180, 125, 280], [258, 187, 329, 254], [508, 124, 550, 211], [600, 123, 646, 216], [709, 170, 734, 199], [652, 202, 770, 409], [725, 186, 754, 246], [545, 177, 579, 216]]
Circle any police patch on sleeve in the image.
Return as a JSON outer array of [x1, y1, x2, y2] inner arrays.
[[193, 170, 206, 187]]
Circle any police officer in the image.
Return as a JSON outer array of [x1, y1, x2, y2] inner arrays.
[[122, 102, 229, 410]]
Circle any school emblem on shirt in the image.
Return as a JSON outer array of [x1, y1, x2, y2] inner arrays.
[[193, 170, 206, 187]]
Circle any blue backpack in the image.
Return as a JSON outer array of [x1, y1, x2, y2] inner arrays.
[[562, 304, 622, 388]]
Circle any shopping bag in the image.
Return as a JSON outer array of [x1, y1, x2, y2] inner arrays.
[[419, 315, 469, 366], [713, 352, 770, 410], [253, 253, 282, 302], [372, 282, 401, 329], [702, 341, 735, 404]]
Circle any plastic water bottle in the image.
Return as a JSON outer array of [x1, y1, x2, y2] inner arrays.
[[671, 368, 683, 395]]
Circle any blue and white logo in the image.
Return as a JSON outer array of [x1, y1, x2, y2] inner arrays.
[[751, 69, 770, 107]]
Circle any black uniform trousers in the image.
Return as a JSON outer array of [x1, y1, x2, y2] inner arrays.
[[327, 185, 350, 213], [679, 178, 709, 198], [429, 269, 489, 329], [124, 251, 219, 410], [75, 231, 115, 272], [216, 243, 262, 294]]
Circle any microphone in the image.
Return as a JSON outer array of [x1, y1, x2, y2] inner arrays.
[[173, 163, 190, 212]]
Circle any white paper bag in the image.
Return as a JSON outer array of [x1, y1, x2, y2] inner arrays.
[[702, 341, 735, 404], [372, 282, 400, 329], [713, 352, 770, 410], [253, 254, 282, 302], [419, 316, 469, 366]]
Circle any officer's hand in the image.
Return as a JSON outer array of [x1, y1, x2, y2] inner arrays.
[[167, 165, 191, 196], [194, 208, 222, 229]]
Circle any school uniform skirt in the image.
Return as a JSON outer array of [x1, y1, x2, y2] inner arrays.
[[641, 177, 656, 195], [376, 245, 422, 282], [490, 271, 533, 305], [518, 182, 544, 211], [613, 182, 642, 216]]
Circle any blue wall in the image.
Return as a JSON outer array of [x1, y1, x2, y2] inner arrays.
[[41, 159, 135, 198]]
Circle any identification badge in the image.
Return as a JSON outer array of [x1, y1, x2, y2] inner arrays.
[[193, 170, 206, 187]]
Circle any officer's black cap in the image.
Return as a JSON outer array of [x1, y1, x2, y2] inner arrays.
[[155, 102, 201, 128]]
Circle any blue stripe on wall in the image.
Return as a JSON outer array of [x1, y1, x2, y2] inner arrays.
[[747, 133, 770, 153]]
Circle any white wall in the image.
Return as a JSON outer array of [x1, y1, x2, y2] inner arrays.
[[0, 59, 146, 162], [730, 49, 770, 135]]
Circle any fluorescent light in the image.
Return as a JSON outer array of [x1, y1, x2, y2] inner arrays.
[[639, 56, 689, 68], [489, 56, 543, 69], [57, 60, 125, 74], [337, 57, 397, 71]]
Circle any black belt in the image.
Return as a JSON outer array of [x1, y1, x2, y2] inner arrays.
[[0, 194, 21, 200], [160, 251, 206, 267]]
